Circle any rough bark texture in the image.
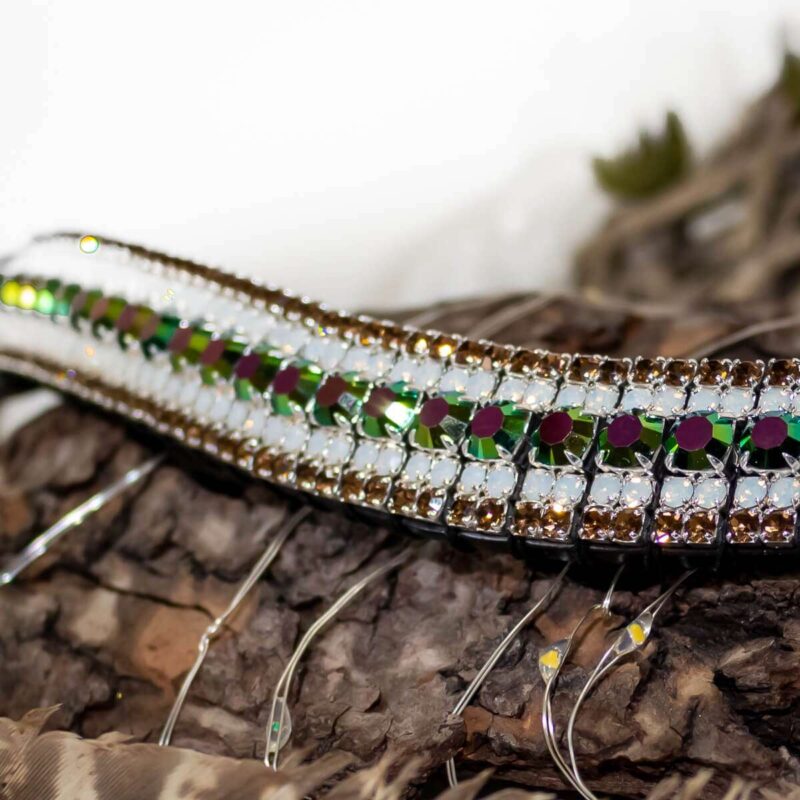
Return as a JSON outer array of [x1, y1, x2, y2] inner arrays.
[[1, 293, 800, 800]]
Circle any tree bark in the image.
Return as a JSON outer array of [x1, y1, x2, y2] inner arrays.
[[1, 295, 800, 799]]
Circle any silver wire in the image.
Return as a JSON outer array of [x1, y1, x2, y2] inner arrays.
[[159, 505, 311, 747], [565, 570, 696, 800], [0, 453, 164, 587], [445, 563, 570, 788], [539, 564, 625, 796], [264, 548, 410, 770]]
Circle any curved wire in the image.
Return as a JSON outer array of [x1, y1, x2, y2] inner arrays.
[[445, 562, 570, 788], [565, 570, 696, 800], [0, 453, 164, 586], [539, 564, 625, 796], [159, 505, 311, 747], [264, 548, 411, 770]]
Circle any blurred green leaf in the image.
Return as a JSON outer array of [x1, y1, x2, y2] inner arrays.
[[779, 50, 800, 112], [592, 111, 692, 201]]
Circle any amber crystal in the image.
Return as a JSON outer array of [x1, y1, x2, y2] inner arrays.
[[633, 358, 664, 384], [653, 510, 683, 545], [512, 502, 543, 537], [406, 331, 430, 355], [485, 344, 512, 369], [730, 360, 763, 388], [508, 349, 538, 376], [315, 470, 339, 496], [296, 461, 319, 491], [766, 358, 800, 387], [454, 340, 487, 367], [541, 505, 571, 540], [273, 455, 295, 484], [447, 496, 477, 527], [581, 507, 612, 540], [381, 324, 406, 350], [476, 498, 506, 532], [685, 511, 717, 545], [217, 436, 237, 463], [389, 484, 418, 514], [253, 449, 276, 478], [417, 489, 446, 520], [599, 359, 630, 385], [185, 424, 203, 447], [364, 476, 391, 506], [535, 352, 569, 379], [762, 510, 795, 545], [569, 355, 603, 383], [664, 359, 697, 386], [728, 510, 760, 544], [612, 508, 644, 543], [359, 320, 385, 346], [431, 334, 458, 359], [201, 429, 219, 454], [697, 359, 731, 385], [341, 470, 366, 502], [235, 441, 257, 470]]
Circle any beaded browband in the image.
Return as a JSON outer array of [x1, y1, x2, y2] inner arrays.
[[1, 233, 798, 557]]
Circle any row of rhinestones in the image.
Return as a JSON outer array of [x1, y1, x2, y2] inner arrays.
[[2, 262, 800, 550]]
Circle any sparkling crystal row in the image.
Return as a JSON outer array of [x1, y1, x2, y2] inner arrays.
[[1, 240, 799, 552]]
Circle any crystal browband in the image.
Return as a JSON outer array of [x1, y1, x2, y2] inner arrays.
[[2, 233, 800, 556]]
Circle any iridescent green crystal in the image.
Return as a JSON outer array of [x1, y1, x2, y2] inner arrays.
[[0, 279, 20, 307], [311, 374, 367, 427], [53, 283, 81, 317], [466, 401, 530, 460], [597, 412, 664, 469], [413, 392, 474, 450], [271, 360, 323, 416], [233, 349, 282, 400], [531, 408, 596, 466], [739, 413, 800, 471], [665, 412, 733, 471], [360, 382, 420, 438], [141, 314, 181, 358]]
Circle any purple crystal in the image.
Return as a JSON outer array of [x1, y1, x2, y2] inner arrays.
[[272, 366, 301, 395], [316, 376, 347, 408], [365, 386, 396, 418], [168, 326, 193, 354], [471, 405, 504, 438], [538, 411, 573, 446], [674, 416, 713, 452], [607, 414, 642, 448], [116, 304, 137, 332], [235, 352, 261, 380], [200, 338, 226, 366], [751, 416, 788, 450], [420, 397, 449, 428]]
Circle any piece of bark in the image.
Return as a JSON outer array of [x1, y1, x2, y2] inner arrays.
[[2, 293, 800, 799]]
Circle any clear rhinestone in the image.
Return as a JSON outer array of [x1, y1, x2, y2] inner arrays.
[[227, 400, 250, 432], [306, 429, 330, 459], [365, 350, 394, 381], [352, 441, 380, 471], [522, 379, 558, 411], [521, 469, 554, 502], [734, 476, 768, 509], [718, 387, 753, 418], [375, 444, 404, 475], [282, 421, 309, 453], [584, 385, 620, 415], [194, 387, 215, 419], [263, 416, 287, 447], [464, 371, 496, 401], [429, 457, 459, 488], [661, 476, 694, 508], [687, 387, 721, 413], [768, 476, 800, 509], [758, 386, 793, 413], [554, 383, 586, 409], [340, 345, 373, 376], [495, 376, 527, 404], [414, 359, 443, 389], [693, 477, 728, 509], [589, 473, 622, 506], [486, 465, 517, 498], [270, 322, 309, 355], [389, 357, 417, 385], [552, 473, 586, 508], [325, 432, 353, 465], [209, 387, 234, 424], [620, 385, 653, 412], [439, 367, 469, 394], [621, 475, 654, 507], [404, 452, 433, 482], [651, 385, 687, 416], [302, 337, 348, 371], [458, 463, 486, 493]]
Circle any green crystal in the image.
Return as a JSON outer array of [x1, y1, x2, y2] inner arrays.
[[142, 314, 181, 358], [412, 392, 474, 450], [739, 413, 800, 471], [271, 360, 323, 416], [360, 382, 419, 438], [466, 401, 530, 460], [311, 374, 367, 427], [665, 412, 733, 471], [53, 283, 81, 317], [531, 408, 596, 467], [597, 412, 664, 469]]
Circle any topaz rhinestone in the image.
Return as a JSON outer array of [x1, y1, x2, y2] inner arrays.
[[581, 507, 612, 540], [612, 508, 644, 543], [532, 408, 596, 466], [739, 413, 800, 471], [466, 402, 530, 460], [728, 510, 760, 544], [598, 412, 664, 469], [413, 393, 474, 450], [762, 510, 795, 545], [666, 413, 733, 471], [653, 510, 684, 546]]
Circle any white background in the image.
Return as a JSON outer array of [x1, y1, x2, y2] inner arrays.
[[2, 1, 800, 311]]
